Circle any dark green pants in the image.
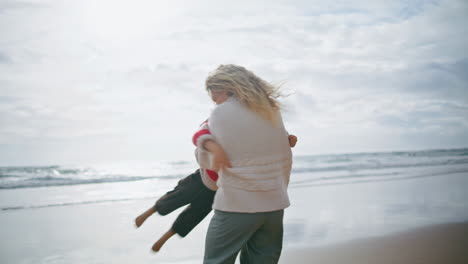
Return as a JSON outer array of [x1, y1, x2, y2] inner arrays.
[[154, 170, 215, 237], [204, 209, 284, 264]]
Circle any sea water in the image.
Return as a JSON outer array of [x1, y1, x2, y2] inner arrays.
[[1, 148, 467, 212], [1, 148, 468, 263], [1, 149, 468, 245]]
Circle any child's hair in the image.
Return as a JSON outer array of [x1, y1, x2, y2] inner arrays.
[[206, 64, 282, 124]]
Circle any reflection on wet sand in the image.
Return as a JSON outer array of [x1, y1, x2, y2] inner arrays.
[[284, 171, 468, 247]]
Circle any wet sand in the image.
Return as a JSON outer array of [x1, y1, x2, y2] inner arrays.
[[280, 221, 468, 264], [1, 170, 468, 263]]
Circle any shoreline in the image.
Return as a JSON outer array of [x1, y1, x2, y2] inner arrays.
[[280, 221, 468, 264], [1, 197, 467, 264], [2, 168, 468, 264]]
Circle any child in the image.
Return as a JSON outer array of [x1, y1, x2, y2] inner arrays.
[[135, 121, 297, 252]]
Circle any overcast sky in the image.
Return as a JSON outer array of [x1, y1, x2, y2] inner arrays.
[[1, 0, 467, 166]]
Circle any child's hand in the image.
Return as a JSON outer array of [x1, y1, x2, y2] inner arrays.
[[288, 134, 297, 148]]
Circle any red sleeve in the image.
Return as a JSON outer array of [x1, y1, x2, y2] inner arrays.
[[192, 129, 211, 146], [206, 169, 219, 181]]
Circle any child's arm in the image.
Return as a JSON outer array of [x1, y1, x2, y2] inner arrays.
[[192, 120, 214, 148], [193, 120, 231, 172], [288, 134, 297, 148]]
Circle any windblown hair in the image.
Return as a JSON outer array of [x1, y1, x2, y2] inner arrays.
[[206, 64, 282, 124]]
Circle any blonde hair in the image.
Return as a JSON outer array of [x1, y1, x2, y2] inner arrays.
[[206, 64, 282, 124]]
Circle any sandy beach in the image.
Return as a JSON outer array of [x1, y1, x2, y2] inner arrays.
[[1, 166, 468, 264], [1, 197, 467, 264]]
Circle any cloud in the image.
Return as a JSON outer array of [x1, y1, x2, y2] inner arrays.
[[0, 0, 48, 13], [0, 0, 467, 164], [0, 52, 12, 63]]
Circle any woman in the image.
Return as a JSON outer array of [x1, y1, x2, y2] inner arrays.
[[200, 64, 293, 264]]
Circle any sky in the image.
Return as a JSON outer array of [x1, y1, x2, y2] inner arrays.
[[0, 0, 467, 166]]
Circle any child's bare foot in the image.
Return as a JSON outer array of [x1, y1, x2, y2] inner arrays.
[[151, 229, 176, 252], [151, 239, 165, 252], [135, 207, 156, 228]]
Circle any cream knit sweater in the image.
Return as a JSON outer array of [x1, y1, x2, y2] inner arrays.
[[200, 97, 292, 213]]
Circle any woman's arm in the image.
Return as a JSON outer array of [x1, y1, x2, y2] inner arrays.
[[203, 139, 232, 172]]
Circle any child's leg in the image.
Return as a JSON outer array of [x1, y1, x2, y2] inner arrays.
[[149, 188, 215, 252], [134, 170, 203, 228], [154, 169, 205, 215], [152, 228, 176, 252], [171, 186, 216, 237], [135, 206, 156, 228]]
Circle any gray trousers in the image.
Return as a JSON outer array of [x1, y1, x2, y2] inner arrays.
[[204, 209, 284, 264]]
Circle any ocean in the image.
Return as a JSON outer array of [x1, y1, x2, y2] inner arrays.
[[1, 148, 468, 264], [1, 148, 467, 212]]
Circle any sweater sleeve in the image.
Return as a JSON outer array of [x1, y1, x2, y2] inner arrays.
[[193, 121, 220, 185], [192, 120, 215, 151]]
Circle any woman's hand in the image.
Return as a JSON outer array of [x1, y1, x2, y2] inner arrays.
[[288, 134, 297, 148], [211, 148, 232, 172], [203, 140, 232, 171]]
